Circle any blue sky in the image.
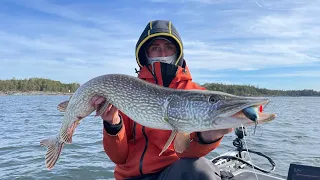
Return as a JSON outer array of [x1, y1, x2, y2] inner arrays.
[[0, 0, 319, 91]]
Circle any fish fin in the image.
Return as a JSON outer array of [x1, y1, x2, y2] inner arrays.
[[159, 129, 178, 156], [40, 136, 64, 170], [57, 100, 69, 112], [95, 102, 110, 117], [174, 132, 190, 153], [61, 120, 80, 143]]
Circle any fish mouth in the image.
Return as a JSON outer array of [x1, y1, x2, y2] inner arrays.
[[231, 104, 276, 124], [216, 97, 276, 126]]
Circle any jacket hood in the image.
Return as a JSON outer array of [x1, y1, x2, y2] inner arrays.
[[135, 20, 184, 68]]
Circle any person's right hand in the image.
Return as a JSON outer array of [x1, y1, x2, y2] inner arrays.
[[90, 95, 120, 125]]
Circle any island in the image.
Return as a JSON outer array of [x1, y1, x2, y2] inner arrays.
[[0, 78, 79, 96], [0, 77, 319, 96]]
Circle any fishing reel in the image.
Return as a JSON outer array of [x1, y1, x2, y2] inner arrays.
[[232, 126, 276, 173], [234, 127, 247, 139], [233, 127, 247, 152]]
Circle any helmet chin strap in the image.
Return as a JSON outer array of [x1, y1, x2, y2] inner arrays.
[[147, 54, 178, 74]]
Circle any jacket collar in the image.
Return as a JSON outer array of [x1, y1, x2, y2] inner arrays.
[[137, 61, 193, 85]]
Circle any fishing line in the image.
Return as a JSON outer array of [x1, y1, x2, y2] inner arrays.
[[241, 124, 259, 180], [249, 98, 273, 137], [247, 124, 263, 137]]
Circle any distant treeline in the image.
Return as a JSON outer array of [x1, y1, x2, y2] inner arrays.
[[0, 77, 319, 96], [202, 83, 320, 96], [0, 78, 80, 93]]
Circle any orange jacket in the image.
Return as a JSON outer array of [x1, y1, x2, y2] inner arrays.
[[102, 62, 223, 180]]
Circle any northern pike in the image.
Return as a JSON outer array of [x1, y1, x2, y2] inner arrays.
[[40, 73, 276, 170]]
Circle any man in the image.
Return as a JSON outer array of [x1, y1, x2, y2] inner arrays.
[[90, 20, 232, 180]]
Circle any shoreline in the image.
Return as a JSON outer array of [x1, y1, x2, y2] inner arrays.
[[0, 91, 73, 96], [0, 91, 319, 97]]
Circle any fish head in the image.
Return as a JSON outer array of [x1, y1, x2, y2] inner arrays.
[[168, 90, 276, 131]]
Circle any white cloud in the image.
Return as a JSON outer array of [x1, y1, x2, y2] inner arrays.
[[238, 68, 258, 71], [248, 71, 320, 78], [183, 40, 319, 72], [191, 70, 320, 79], [6, 0, 142, 35], [178, 0, 320, 72], [149, 0, 243, 4], [253, 0, 317, 11], [0, 0, 141, 84], [0, 0, 319, 91], [191, 73, 228, 79], [190, 70, 320, 91], [193, 77, 235, 86]]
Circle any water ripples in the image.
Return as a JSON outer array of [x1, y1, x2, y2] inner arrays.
[[0, 96, 319, 179]]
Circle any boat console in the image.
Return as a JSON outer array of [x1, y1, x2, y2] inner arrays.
[[287, 163, 320, 180], [212, 127, 320, 180]]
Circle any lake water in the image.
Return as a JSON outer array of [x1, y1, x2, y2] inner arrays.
[[0, 95, 319, 179]]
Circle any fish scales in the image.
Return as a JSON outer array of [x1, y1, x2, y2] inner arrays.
[[103, 74, 172, 128], [167, 95, 216, 132], [40, 73, 276, 170]]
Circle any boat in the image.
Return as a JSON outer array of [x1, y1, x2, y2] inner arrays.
[[211, 127, 320, 180]]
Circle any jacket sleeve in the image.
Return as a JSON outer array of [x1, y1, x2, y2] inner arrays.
[[176, 132, 223, 158], [102, 113, 132, 164]]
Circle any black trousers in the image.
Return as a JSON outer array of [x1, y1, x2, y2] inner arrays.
[[127, 157, 221, 180]]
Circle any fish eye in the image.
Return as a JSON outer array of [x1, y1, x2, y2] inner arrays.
[[208, 96, 218, 103]]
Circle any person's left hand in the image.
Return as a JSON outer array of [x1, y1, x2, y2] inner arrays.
[[199, 128, 233, 143]]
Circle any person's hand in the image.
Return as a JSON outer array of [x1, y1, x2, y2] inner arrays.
[[89, 95, 120, 125], [199, 128, 233, 143]]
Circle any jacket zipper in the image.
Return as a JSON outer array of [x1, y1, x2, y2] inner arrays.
[[139, 65, 158, 175], [139, 126, 148, 175]]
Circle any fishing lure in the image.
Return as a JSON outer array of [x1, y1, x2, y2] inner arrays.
[[243, 106, 260, 134]]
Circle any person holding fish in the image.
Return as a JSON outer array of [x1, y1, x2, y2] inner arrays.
[[91, 20, 233, 180], [51, 19, 272, 179]]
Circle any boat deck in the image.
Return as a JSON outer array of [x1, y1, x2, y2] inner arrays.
[[227, 169, 285, 180]]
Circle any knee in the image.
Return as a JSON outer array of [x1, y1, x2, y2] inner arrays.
[[194, 157, 217, 168], [178, 157, 216, 168], [194, 157, 220, 172], [178, 157, 221, 180], [194, 157, 212, 164]]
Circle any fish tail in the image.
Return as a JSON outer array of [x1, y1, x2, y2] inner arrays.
[[40, 136, 64, 170]]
